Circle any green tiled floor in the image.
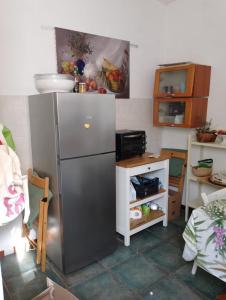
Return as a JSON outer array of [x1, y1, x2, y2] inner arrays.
[[2, 212, 226, 299], [143, 242, 185, 272], [71, 272, 136, 300], [111, 256, 166, 295]]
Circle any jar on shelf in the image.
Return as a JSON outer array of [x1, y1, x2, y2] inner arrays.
[[79, 82, 86, 93]]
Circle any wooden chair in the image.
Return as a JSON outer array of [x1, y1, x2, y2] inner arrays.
[[23, 169, 49, 272], [160, 148, 187, 192]]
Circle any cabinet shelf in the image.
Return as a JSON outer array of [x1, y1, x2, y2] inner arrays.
[[185, 134, 226, 221], [191, 141, 226, 149], [190, 174, 226, 189], [129, 188, 166, 208], [190, 175, 216, 187], [130, 210, 165, 231]]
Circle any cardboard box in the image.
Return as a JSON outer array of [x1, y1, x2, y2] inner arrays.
[[168, 190, 182, 221], [32, 278, 78, 300]]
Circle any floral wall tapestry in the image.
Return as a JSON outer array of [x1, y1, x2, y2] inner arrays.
[[55, 27, 130, 98]]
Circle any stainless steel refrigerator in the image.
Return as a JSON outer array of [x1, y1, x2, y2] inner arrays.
[[29, 92, 116, 273]]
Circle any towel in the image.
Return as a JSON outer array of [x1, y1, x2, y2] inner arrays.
[[0, 144, 30, 226]]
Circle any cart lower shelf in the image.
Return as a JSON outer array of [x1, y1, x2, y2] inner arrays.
[[130, 210, 165, 230]]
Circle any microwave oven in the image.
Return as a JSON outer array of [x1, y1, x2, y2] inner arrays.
[[116, 130, 146, 161]]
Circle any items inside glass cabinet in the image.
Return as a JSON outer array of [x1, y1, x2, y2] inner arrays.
[[159, 70, 187, 95], [159, 102, 185, 124]]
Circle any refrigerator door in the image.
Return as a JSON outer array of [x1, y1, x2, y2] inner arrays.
[[56, 93, 115, 159], [60, 152, 116, 273]]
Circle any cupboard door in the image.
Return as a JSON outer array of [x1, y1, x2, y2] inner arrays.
[[153, 64, 195, 98], [153, 98, 207, 128], [193, 65, 211, 97], [189, 98, 208, 128]]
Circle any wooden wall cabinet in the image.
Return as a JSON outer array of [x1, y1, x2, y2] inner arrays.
[[153, 98, 208, 128], [153, 64, 211, 98], [153, 63, 211, 128]]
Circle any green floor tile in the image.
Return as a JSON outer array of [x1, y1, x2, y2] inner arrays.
[[62, 261, 105, 287], [143, 275, 203, 300], [71, 271, 137, 300], [168, 233, 185, 250], [143, 242, 185, 272], [129, 230, 161, 254], [6, 269, 47, 300], [3, 280, 11, 300], [146, 222, 182, 240], [99, 244, 135, 268], [175, 263, 226, 299], [112, 255, 166, 294], [1, 251, 36, 280], [171, 215, 186, 229]]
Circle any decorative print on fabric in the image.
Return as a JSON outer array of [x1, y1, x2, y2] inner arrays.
[[213, 226, 226, 250], [0, 145, 29, 226], [183, 199, 226, 282]]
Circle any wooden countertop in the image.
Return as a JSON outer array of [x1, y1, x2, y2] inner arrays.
[[116, 152, 169, 168]]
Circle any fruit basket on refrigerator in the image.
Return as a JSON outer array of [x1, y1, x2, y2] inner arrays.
[[100, 58, 126, 93]]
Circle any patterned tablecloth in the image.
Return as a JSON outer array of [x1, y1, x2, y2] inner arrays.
[[183, 200, 226, 282]]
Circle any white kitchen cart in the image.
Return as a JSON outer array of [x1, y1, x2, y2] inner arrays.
[[185, 134, 226, 221], [116, 153, 169, 246]]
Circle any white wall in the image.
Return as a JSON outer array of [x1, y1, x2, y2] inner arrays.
[[0, 0, 166, 254], [0, 0, 166, 98], [116, 99, 161, 153], [161, 0, 226, 149], [0, 96, 32, 173], [160, 0, 226, 207]]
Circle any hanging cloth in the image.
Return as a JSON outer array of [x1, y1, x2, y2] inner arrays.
[[0, 144, 30, 226], [0, 124, 16, 151]]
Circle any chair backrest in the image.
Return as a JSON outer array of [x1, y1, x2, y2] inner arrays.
[[160, 148, 187, 192], [27, 169, 50, 272], [28, 168, 49, 199], [201, 188, 226, 206]]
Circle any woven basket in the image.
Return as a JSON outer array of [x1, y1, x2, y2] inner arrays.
[[192, 166, 212, 177], [196, 132, 217, 143]]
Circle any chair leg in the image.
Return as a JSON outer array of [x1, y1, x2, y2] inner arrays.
[[192, 261, 198, 275], [36, 202, 44, 265], [41, 203, 48, 272]]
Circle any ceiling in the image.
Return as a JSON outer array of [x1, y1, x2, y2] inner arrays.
[[156, 0, 176, 5]]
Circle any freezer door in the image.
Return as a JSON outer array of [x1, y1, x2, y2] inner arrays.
[[60, 153, 116, 273], [56, 93, 115, 159]]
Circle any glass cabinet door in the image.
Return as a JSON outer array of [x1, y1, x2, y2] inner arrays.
[[158, 101, 185, 125], [159, 70, 187, 95], [154, 64, 195, 97], [153, 98, 208, 128]]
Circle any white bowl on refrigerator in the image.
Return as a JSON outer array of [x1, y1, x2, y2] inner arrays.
[[34, 73, 75, 93]]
